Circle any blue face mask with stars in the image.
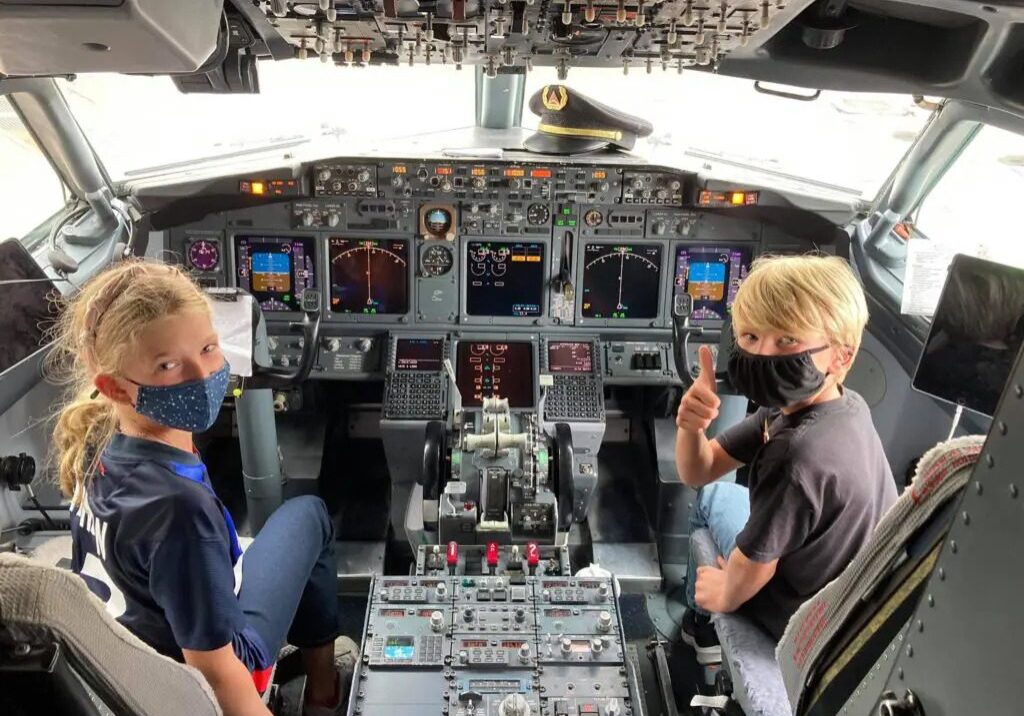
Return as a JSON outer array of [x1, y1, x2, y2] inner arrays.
[[127, 362, 231, 433]]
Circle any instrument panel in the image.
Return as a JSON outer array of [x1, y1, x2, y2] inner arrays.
[[169, 157, 830, 385]]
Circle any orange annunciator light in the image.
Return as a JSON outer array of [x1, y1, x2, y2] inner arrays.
[[471, 167, 487, 177], [730, 192, 745, 205], [251, 181, 265, 195], [531, 168, 552, 178]]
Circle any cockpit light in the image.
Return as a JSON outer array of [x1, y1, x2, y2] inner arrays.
[[698, 190, 759, 207], [240, 179, 299, 197]]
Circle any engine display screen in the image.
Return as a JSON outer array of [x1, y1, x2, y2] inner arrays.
[[674, 245, 753, 322], [234, 235, 316, 312], [456, 341, 534, 408], [547, 341, 594, 373], [383, 636, 415, 660], [581, 243, 662, 319], [465, 241, 545, 317], [328, 238, 409, 315], [395, 338, 444, 372]]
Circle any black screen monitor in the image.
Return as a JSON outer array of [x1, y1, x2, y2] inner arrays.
[[395, 338, 444, 371], [673, 244, 753, 322], [328, 238, 409, 315], [234, 235, 316, 312], [456, 341, 534, 408], [0, 240, 60, 374], [913, 254, 1024, 416], [465, 241, 545, 317], [581, 243, 662, 319], [548, 341, 594, 373]]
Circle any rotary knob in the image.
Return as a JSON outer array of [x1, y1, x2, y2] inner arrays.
[[429, 610, 445, 632], [591, 637, 603, 654], [499, 693, 531, 716], [508, 178, 522, 191], [417, 167, 429, 181], [355, 338, 373, 353], [463, 607, 475, 622], [597, 610, 612, 633], [347, 181, 359, 192], [598, 582, 610, 601], [391, 175, 403, 188], [326, 212, 341, 228], [514, 607, 526, 623], [560, 637, 572, 655], [441, 181, 453, 193], [631, 178, 644, 190], [325, 338, 341, 352], [357, 169, 370, 183], [518, 642, 532, 664], [651, 221, 667, 236], [472, 176, 487, 191], [435, 582, 448, 599], [317, 168, 332, 182], [302, 212, 316, 227], [458, 649, 469, 664], [592, 181, 610, 193], [330, 179, 343, 192]]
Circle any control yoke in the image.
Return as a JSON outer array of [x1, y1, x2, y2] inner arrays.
[[671, 292, 733, 389], [247, 288, 322, 390]]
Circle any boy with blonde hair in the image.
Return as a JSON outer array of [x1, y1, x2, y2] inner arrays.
[[675, 255, 896, 660]]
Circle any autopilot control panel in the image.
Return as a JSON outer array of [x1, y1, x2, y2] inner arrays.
[[350, 573, 637, 716]]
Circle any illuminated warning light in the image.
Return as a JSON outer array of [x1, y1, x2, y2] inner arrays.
[[435, 166, 453, 175], [593, 170, 607, 180], [486, 542, 500, 566], [526, 542, 540, 566], [730, 192, 745, 205], [504, 168, 526, 178], [699, 190, 759, 207], [511, 255, 526, 262], [251, 181, 265, 195], [531, 168, 552, 179], [446, 541, 459, 566], [526, 255, 542, 262], [471, 167, 487, 177], [392, 165, 407, 174]]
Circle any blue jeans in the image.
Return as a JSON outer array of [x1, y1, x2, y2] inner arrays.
[[239, 495, 340, 657], [686, 482, 750, 614]]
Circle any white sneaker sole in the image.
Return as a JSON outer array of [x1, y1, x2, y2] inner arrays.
[[681, 627, 723, 665]]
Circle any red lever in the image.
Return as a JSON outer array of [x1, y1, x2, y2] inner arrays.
[[446, 541, 459, 566], [486, 542, 500, 567], [526, 542, 540, 566]]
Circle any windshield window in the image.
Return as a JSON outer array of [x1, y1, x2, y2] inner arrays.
[[59, 61, 477, 180], [0, 96, 67, 241], [524, 69, 933, 198], [61, 61, 931, 198], [900, 123, 1024, 316]]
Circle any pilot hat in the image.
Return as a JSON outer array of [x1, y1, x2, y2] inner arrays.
[[523, 84, 654, 155]]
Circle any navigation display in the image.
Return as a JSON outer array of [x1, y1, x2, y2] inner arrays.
[[395, 338, 444, 371], [548, 341, 594, 373], [456, 341, 534, 408], [674, 245, 753, 322], [234, 235, 316, 312], [581, 243, 662, 319], [465, 241, 544, 317], [329, 238, 409, 315]]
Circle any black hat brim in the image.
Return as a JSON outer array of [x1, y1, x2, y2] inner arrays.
[[523, 131, 609, 155]]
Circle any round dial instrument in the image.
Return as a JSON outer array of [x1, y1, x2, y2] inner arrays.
[[187, 239, 220, 271], [424, 207, 453, 237], [584, 209, 603, 227], [421, 244, 454, 277], [527, 203, 551, 225]]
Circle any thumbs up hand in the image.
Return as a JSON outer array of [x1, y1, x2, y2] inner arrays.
[[676, 345, 721, 434]]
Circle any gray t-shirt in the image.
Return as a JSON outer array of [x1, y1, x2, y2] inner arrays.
[[716, 388, 897, 640]]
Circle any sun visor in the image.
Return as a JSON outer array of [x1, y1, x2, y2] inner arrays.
[[208, 290, 253, 378], [0, 0, 224, 76]]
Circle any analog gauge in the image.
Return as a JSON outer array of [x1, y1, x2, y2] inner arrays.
[[584, 209, 603, 227], [187, 239, 220, 271], [421, 244, 454, 277], [527, 203, 551, 225], [425, 207, 453, 237]]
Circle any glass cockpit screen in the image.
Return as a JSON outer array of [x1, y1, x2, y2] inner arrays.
[[581, 243, 662, 319], [674, 245, 753, 322], [395, 338, 444, 372], [465, 241, 545, 317], [548, 341, 594, 373], [328, 238, 409, 314], [456, 341, 534, 408], [234, 235, 316, 312]]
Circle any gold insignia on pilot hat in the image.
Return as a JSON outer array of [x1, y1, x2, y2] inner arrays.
[[542, 85, 569, 111]]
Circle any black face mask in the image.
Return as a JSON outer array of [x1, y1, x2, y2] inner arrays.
[[727, 345, 830, 408]]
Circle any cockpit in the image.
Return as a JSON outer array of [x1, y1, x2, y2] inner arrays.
[[2, 2, 1024, 716]]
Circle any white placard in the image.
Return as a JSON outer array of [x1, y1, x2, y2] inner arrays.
[[209, 294, 253, 377], [901, 239, 958, 317]]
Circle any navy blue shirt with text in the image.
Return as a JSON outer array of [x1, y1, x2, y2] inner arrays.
[[70, 434, 272, 673]]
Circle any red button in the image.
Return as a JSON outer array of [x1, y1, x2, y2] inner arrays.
[[526, 542, 540, 566], [486, 542, 499, 566], [446, 541, 459, 566]]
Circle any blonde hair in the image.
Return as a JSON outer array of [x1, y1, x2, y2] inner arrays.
[[47, 260, 211, 500], [732, 254, 869, 351]]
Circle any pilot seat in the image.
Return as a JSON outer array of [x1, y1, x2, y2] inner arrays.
[[687, 435, 984, 716]]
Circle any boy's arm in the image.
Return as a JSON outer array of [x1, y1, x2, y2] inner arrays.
[[694, 549, 778, 614], [183, 645, 273, 716]]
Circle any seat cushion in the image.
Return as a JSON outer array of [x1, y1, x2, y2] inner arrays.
[[690, 528, 793, 716]]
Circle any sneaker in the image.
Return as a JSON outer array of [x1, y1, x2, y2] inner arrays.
[[302, 636, 359, 716], [681, 609, 722, 665]]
